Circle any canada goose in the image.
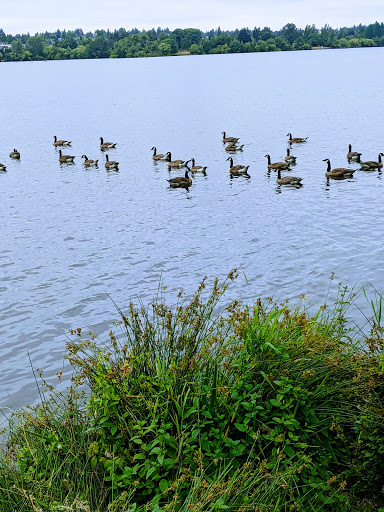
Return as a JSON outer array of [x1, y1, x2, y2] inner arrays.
[[0, 163, 6, 171], [58, 149, 75, 163], [226, 157, 250, 175], [189, 158, 207, 173], [347, 144, 362, 161], [99, 137, 117, 150], [222, 132, 240, 144], [53, 136, 71, 147], [265, 154, 290, 170], [151, 147, 165, 161], [105, 154, 119, 169], [276, 168, 302, 185], [360, 153, 384, 169], [168, 170, 192, 187], [165, 153, 190, 168], [287, 133, 308, 144], [285, 148, 297, 164], [323, 159, 355, 178], [81, 155, 99, 167], [9, 149, 20, 159], [225, 143, 244, 152]]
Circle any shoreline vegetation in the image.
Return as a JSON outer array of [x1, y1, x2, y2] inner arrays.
[[1, 271, 384, 511], [1, 22, 384, 62]]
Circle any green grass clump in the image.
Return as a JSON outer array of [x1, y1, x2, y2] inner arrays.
[[1, 271, 384, 511]]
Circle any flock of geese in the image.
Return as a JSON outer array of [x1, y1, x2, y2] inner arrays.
[[0, 133, 382, 188], [152, 131, 384, 188], [0, 137, 120, 172]]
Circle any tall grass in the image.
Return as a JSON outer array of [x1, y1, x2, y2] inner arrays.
[[1, 271, 384, 512]]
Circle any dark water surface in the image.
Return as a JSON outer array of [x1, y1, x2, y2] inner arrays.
[[1, 48, 384, 408]]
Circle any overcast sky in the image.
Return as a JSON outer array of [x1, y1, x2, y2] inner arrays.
[[2, 0, 384, 34]]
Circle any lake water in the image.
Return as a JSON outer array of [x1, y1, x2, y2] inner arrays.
[[1, 47, 384, 409]]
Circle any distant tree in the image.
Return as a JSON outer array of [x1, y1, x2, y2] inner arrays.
[[189, 43, 202, 54], [158, 41, 173, 56], [281, 23, 298, 44], [11, 39, 24, 60], [87, 35, 110, 58], [26, 36, 44, 59], [252, 27, 260, 41], [238, 28, 251, 43], [260, 26, 273, 40]]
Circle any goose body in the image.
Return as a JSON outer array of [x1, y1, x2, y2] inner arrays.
[[347, 144, 362, 161], [53, 136, 71, 147], [100, 137, 117, 149], [105, 154, 119, 169], [287, 133, 308, 144], [165, 153, 190, 168], [0, 163, 6, 171], [265, 154, 289, 170], [81, 155, 99, 167], [360, 153, 384, 169], [276, 168, 302, 185], [226, 157, 250, 175], [168, 170, 192, 187], [285, 148, 297, 164], [222, 131, 240, 144], [151, 147, 165, 161], [59, 149, 75, 163], [225, 143, 244, 152], [323, 159, 355, 178], [189, 158, 207, 173], [9, 149, 20, 159]]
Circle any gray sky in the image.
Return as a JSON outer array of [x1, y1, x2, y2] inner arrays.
[[2, 0, 384, 34]]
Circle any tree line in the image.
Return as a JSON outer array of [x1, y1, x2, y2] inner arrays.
[[1, 22, 383, 62]]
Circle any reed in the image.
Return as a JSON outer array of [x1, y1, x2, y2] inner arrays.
[[1, 271, 384, 512]]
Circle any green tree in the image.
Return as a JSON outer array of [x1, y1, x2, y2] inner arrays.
[[11, 39, 24, 60], [88, 35, 110, 58], [238, 28, 251, 43], [26, 36, 44, 59], [281, 23, 298, 44]]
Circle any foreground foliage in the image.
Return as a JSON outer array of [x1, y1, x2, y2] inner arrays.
[[1, 272, 384, 511]]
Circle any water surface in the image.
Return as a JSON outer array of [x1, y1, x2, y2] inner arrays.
[[1, 48, 384, 408]]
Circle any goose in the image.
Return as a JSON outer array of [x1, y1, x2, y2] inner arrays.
[[222, 132, 240, 144], [265, 154, 290, 170], [165, 153, 190, 168], [347, 144, 362, 161], [323, 159, 355, 178], [285, 148, 297, 164], [151, 147, 166, 161], [105, 154, 119, 169], [226, 157, 250, 175], [0, 163, 6, 171], [99, 137, 117, 150], [360, 153, 384, 169], [168, 170, 192, 188], [58, 149, 75, 163], [276, 168, 302, 185], [225, 143, 244, 152], [53, 136, 71, 147], [9, 149, 20, 159], [287, 133, 308, 144], [189, 158, 207, 173], [81, 155, 99, 167]]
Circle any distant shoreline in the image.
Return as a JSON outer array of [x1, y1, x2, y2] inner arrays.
[[0, 44, 381, 64], [0, 22, 382, 62]]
